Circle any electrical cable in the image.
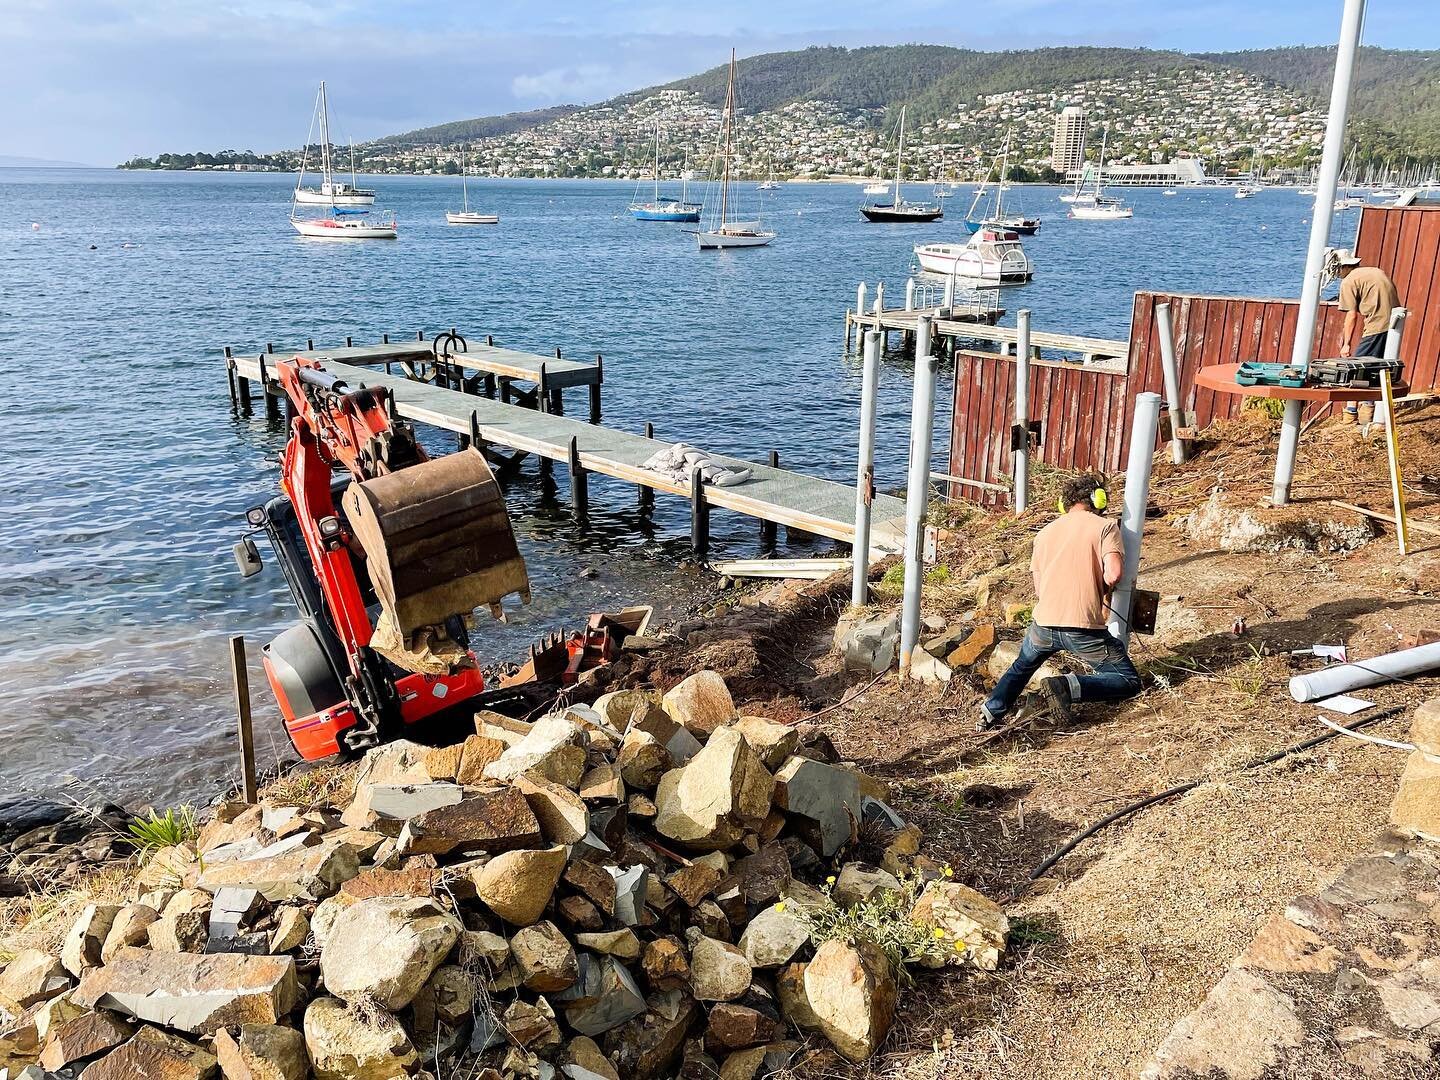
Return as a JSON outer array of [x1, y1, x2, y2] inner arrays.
[[1022, 704, 1406, 888]]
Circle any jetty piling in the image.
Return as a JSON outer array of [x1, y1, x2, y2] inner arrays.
[[853, 330, 882, 606], [899, 316, 936, 675], [229, 635, 258, 804]]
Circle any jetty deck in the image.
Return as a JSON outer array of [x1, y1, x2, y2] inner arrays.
[[227, 349, 906, 555], [849, 306, 1128, 365]]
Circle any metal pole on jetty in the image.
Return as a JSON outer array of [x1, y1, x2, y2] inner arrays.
[[1013, 310, 1032, 514], [1108, 393, 1162, 646], [1156, 302, 1187, 465], [1275, 0, 1365, 506], [899, 316, 936, 675], [852, 330, 882, 606]]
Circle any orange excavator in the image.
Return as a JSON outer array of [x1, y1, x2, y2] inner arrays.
[[233, 356, 532, 760]]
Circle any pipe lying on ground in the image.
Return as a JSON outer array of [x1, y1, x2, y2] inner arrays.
[[1289, 640, 1440, 702]]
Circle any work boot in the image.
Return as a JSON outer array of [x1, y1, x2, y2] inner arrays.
[[1041, 677, 1074, 723]]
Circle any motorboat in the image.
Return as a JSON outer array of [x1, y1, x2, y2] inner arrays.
[[630, 118, 701, 222], [860, 106, 942, 222], [914, 228, 1033, 285], [1234, 183, 1260, 199], [862, 181, 889, 195], [697, 52, 774, 250], [293, 83, 376, 206]]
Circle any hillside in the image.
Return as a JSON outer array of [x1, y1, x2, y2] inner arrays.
[[1202, 46, 1440, 156], [374, 105, 582, 148]]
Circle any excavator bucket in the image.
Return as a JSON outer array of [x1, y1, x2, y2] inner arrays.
[[342, 448, 529, 641]]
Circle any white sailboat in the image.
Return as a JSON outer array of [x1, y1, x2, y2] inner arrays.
[[697, 51, 774, 250], [1068, 125, 1133, 220], [446, 150, 498, 224], [293, 82, 376, 206], [758, 165, 782, 190]]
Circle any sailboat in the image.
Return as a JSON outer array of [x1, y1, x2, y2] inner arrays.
[[293, 82, 376, 206], [860, 106, 943, 223], [1059, 128, 1089, 203], [1068, 125, 1133, 220], [1234, 149, 1262, 198], [758, 165, 782, 191], [446, 150, 498, 224], [696, 51, 774, 249], [630, 118, 701, 222], [964, 131, 1039, 234]]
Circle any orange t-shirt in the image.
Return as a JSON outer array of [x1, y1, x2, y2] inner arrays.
[[1030, 511, 1123, 630]]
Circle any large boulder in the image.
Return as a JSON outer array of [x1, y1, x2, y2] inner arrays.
[[340, 741, 433, 829], [101, 904, 160, 963], [73, 947, 297, 1036], [729, 718, 798, 771], [737, 906, 809, 968], [60, 903, 119, 977], [472, 844, 568, 926], [772, 757, 862, 858], [604, 994, 700, 1080], [197, 836, 360, 901], [803, 940, 896, 1062], [37, 1010, 133, 1072], [214, 1023, 309, 1080], [654, 728, 774, 852], [0, 950, 71, 1013], [320, 897, 462, 1010], [396, 787, 542, 857], [910, 880, 1009, 971], [617, 729, 673, 790], [509, 921, 579, 992], [514, 774, 590, 845], [685, 931, 752, 1002], [78, 1026, 217, 1080], [304, 996, 419, 1080], [662, 672, 737, 737], [483, 716, 587, 787], [834, 612, 898, 674], [1391, 748, 1440, 842]]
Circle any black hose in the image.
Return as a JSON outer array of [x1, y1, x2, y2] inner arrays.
[[1024, 705, 1406, 886]]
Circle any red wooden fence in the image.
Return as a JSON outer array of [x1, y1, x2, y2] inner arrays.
[[1354, 205, 1440, 391]]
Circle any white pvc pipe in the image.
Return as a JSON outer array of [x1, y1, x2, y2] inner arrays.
[[900, 316, 936, 674], [905, 278, 916, 312], [1290, 641, 1440, 702], [1277, 0, 1365, 506], [852, 330, 882, 607], [1014, 309, 1031, 515], [1377, 306, 1408, 427], [1155, 302, 1186, 465], [1108, 392, 1163, 645]]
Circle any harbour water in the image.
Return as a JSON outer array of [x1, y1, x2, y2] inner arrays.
[[1, 169, 1359, 803]]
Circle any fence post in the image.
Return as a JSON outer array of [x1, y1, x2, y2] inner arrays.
[[1013, 310, 1031, 514], [1108, 393, 1163, 646], [899, 317, 937, 676], [229, 636, 258, 804], [852, 330, 882, 606]]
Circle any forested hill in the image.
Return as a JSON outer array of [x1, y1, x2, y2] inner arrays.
[[1201, 46, 1440, 156], [373, 106, 581, 148]]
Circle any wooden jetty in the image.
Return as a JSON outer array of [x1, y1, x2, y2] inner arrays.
[[849, 305, 1128, 365], [225, 334, 906, 557]]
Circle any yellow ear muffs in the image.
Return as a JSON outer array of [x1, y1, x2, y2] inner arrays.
[[1057, 496, 1066, 515], [1092, 487, 1108, 511]]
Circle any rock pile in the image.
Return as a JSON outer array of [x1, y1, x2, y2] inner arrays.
[[0, 670, 1008, 1080]]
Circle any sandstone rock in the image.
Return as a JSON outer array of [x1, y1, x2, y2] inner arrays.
[[1176, 492, 1375, 554], [594, 689, 659, 732], [564, 959, 648, 1036], [309, 894, 359, 950], [340, 866, 437, 901], [213, 1023, 308, 1080], [641, 937, 690, 988], [729, 718, 798, 771], [617, 730, 672, 791], [148, 909, 211, 954], [304, 996, 418, 1080], [662, 672, 736, 737], [420, 965, 474, 1025], [772, 756, 861, 858], [1140, 969, 1302, 1080], [804, 940, 896, 1062], [729, 847, 790, 906], [907, 650, 952, 685], [704, 1004, 782, 1053], [78, 1026, 217, 1080], [321, 827, 389, 862], [910, 880, 1008, 971], [627, 705, 703, 766], [198, 836, 360, 902], [134, 843, 201, 892], [1373, 957, 1440, 1032], [604, 995, 699, 1080], [61, 904, 120, 977], [515, 775, 590, 845], [483, 716, 587, 786], [101, 904, 160, 963], [563, 1035, 620, 1080], [340, 740, 433, 829], [449, 734, 506, 785], [423, 743, 465, 781], [1236, 913, 1342, 974], [503, 999, 562, 1054], [0, 951, 70, 1013], [397, 787, 542, 857], [685, 931, 751, 1002], [775, 963, 822, 1033], [664, 860, 726, 908], [1411, 697, 1440, 758], [34, 990, 85, 1041], [835, 612, 898, 674], [320, 896, 462, 1010], [269, 907, 310, 955], [510, 921, 579, 992], [557, 894, 604, 931], [574, 929, 642, 960], [1391, 749, 1440, 842], [37, 1010, 132, 1071], [654, 728, 773, 852], [473, 844, 567, 926], [985, 639, 1060, 687], [564, 859, 617, 916], [833, 863, 900, 908], [737, 906, 809, 968], [579, 764, 625, 804], [73, 947, 297, 1036], [946, 623, 996, 668]]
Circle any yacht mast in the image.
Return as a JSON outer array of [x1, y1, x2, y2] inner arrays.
[[720, 51, 735, 228], [318, 81, 333, 187], [654, 116, 661, 203], [893, 105, 906, 207]]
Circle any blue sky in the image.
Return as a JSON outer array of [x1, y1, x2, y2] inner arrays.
[[4, 0, 1438, 165]]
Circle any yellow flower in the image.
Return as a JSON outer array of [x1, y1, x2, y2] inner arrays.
[[933, 928, 947, 939], [825, 875, 836, 885], [774, 902, 786, 914], [953, 940, 966, 953], [943, 866, 954, 878]]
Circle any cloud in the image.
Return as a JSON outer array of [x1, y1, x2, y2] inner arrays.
[[511, 65, 622, 103]]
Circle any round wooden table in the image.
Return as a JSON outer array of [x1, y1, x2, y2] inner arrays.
[[1195, 363, 1406, 402]]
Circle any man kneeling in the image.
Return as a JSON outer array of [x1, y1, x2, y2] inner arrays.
[[979, 473, 1142, 729]]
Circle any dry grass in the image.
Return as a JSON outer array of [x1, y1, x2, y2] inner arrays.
[[0, 860, 138, 961], [258, 761, 358, 810]]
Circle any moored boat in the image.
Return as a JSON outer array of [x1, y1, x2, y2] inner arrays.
[[630, 118, 701, 222], [291, 208, 397, 239], [293, 83, 375, 206], [914, 228, 1033, 285], [446, 149, 498, 224], [697, 52, 774, 250], [860, 106, 942, 223], [1066, 126, 1133, 219]]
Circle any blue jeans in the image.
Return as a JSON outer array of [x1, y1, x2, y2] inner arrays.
[[983, 624, 1142, 721], [1354, 331, 1387, 358]]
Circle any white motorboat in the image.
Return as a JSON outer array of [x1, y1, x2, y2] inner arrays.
[[697, 51, 774, 250], [1234, 183, 1260, 199], [1066, 126, 1133, 219], [1163, 188, 1178, 196], [293, 83, 375, 206], [914, 228, 1033, 285], [447, 149, 498, 224], [862, 181, 889, 194], [291, 210, 397, 239]]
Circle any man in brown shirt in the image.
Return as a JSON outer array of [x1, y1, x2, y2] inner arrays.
[[979, 473, 1142, 729], [1336, 252, 1399, 358]]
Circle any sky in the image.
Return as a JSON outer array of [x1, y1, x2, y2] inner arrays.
[[4, 0, 1438, 165]]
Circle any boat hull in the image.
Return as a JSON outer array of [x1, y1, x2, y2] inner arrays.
[[966, 218, 1040, 235], [861, 205, 943, 223], [291, 218, 397, 239], [446, 212, 499, 224], [698, 229, 775, 249], [294, 189, 375, 206], [1068, 205, 1133, 220], [632, 205, 702, 222]]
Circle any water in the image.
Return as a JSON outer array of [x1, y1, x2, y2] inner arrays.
[[0, 170, 1354, 804]]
